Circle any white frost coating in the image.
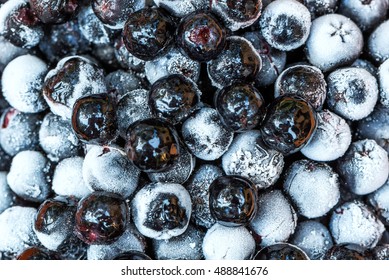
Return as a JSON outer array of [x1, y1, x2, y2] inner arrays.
[[283, 160, 340, 218], [87, 224, 146, 260], [0, 0, 27, 34], [326, 67, 378, 121], [306, 14, 363, 72], [379, 59, 389, 108], [7, 151, 51, 202], [0, 172, 14, 214], [338, 139, 389, 195], [202, 224, 255, 260], [154, 0, 200, 17], [368, 20, 389, 64], [330, 200, 385, 248], [301, 110, 352, 161], [222, 130, 284, 190], [78, 5, 110, 44], [368, 178, 389, 225], [145, 48, 200, 84], [0, 206, 39, 256], [290, 221, 333, 260], [52, 157, 92, 199], [83, 145, 140, 198], [250, 190, 297, 247], [131, 182, 192, 240], [2, 55, 48, 113], [182, 107, 234, 161], [260, 0, 311, 51], [0, 36, 27, 71]]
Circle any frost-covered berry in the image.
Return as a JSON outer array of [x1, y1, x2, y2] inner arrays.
[[105, 70, 142, 101], [274, 64, 326, 110], [372, 245, 389, 260], [356, 104, 389, 153], [0, 35, 27, 72], [368, 178, 389, 225], [0, 172, 14, 214], [87, 224, 146, 260], [305, 14, 363, 72], [250, 189, 297, 247], [202, 223, 255, 260], [330, 200, 385, 248], [324, 243, 373, 260], [259, 0, 311, 51], [221, 130, 284, 190], [29, 0, 79, 24], [185, 164, 223, 229], [337, 139, 389, 195], [207, 36, 261, 89], [39, 113, 81, 162], [7, 151, 52, 203], [0, 108, 42, 156], [368, 20, 389, 64], [131, 182, 192, 240], [154, 0, 208, 18], [301, 110, 352, 161], [378, 59, 389, 108], [43, 56, 107, 119], [0, 0, 44, 48], [145, 48, 201, 85], [1, 55, 48, 113], [243, 31, 287, 87], [283, 160, 340, 218], [290, 221, 333, 260], [352, 59, 378, 78], [83, 145, 140, 198], [303, 0, 338, 19], [326, 67, 378, 121], [182, 107, 234, 161], [253, 243, 309, 260], [52, 157, 92, 199], [152, 225, 204, 260], [114, 36, 145, 71], [0, 206, 40, 259], [116, 89, 153, 138]]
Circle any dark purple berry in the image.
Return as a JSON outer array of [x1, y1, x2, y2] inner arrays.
[[75, 191, 128, 245], [253, 243, 309, 260], [29, 0, 79, 24], [324, 243, 373, 260], [177, 11, 226, 62], [125, 118, 180, 172], [122, 7, 175, 61], [209, 175, 257, 227], [260, 95, 317, 155], [214, 82, 265, 132], [71, 94, 118, 145], [17, 247, 60, 260]]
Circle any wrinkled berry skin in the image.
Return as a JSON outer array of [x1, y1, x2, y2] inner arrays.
[[260, 95, 317, 155], [122, 7, 175, 60], [71, 94, 118, 145], [215, 82, 266, 132], [75, 192, 128, 245], [177, 11, 226, 62], [125, 118, 180, 172], [17, 247, 60, 260], [113, 250, 152, 260], [209, 175, 257, 227], [29, 0, 79, 24]]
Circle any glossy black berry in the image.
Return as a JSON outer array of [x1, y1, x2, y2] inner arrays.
[[17, 247, 60, 260], [71, 94, 118, 145], [324, 243, 373, 260], [149, 74, 202, 124], [75, 191, 128, 245], [253, 243, 309, 260], [125, 118, 180, 172], [122, 7, 175, 61], [113, 250, 152, 260], [260, 95, 317, 155], [29, 0, 79, 24], [209, 175, 257, 227], [177, 11, 226, 62], [214, 82, 265, 132]]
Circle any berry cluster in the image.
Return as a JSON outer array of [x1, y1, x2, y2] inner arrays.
[[0, 0, 389, 260]]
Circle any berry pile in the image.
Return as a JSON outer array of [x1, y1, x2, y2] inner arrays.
[[0, 0, 389, 260]]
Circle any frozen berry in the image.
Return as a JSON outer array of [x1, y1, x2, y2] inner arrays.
[[368, 20, 389, 64], [378, 59, 389, 108], [324, 243, 373, 260], [125, 118, 180, 172], [253, 243, 309, 260], [0, 172, 15, 214], [16, 247, 60, 260], [368, 177, 389, 225], [75, 191, 129, 245], [113, 250, 151, 260], [29, 0, 79, 24], [303, 0, 338, 19]]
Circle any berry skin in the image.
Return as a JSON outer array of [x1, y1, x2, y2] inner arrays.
[[113, 250, 152, 260], [29, 0, 79, 24], [253, 243, 309, 260], [260, 95, 317, 155], [122, 7, 175, 61], [17, 247, 60, 260], [125, 118, 180, 172], [75, 192, 129, 245], [71, 94, 118, 145], [209, 175, 257, 227], [176, 11, 226, 62]]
